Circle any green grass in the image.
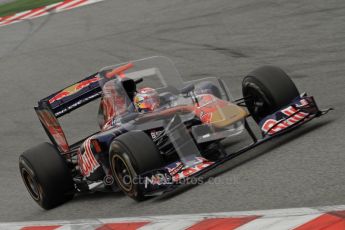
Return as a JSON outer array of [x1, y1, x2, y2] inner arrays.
[[0, 0, 63, 17]]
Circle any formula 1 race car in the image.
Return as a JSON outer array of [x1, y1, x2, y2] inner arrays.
[[19, 56, 331, 209]]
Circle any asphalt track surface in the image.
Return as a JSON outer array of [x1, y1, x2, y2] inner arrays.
[[0, 0, 12, 4], [0, 0, 344, 222]]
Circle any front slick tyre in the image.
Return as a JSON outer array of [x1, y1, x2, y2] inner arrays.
[[19, 142, 75, 210], [242, 66, 300, 122], [109, 131, 164, 201]]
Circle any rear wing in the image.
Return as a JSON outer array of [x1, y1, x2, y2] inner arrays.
[[41, 73, 102, 118], [35, 73, 103, 153], [35, 63, 134, 153]]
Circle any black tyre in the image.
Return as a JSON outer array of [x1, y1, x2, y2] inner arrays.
[[19, 142, 75, 209], [195, 81, 222, 99], [109, 131, 164, 201], [242, 66, 300, 122]]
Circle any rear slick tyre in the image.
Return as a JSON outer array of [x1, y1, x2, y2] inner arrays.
[[19, 142, 75, 209]]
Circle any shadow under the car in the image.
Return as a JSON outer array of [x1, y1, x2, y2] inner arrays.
[[153, 117, 336, 202], [70, 190, 125, 203]]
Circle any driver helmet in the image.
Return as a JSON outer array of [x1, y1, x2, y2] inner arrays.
[[134, 87, 160, 112]]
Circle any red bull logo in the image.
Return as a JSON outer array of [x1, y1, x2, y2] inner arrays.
[[49, 76, 101, 104]]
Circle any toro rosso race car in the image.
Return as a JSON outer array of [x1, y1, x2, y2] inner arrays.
[[19, 56, 331, 209]]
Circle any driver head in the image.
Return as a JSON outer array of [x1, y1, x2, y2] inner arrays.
[[134, 87, 160, 112]]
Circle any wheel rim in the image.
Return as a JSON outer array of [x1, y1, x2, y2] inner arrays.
[[21, 168, 41, 201], [112, 154, 133, 192], [245, 87, 270, 121]]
